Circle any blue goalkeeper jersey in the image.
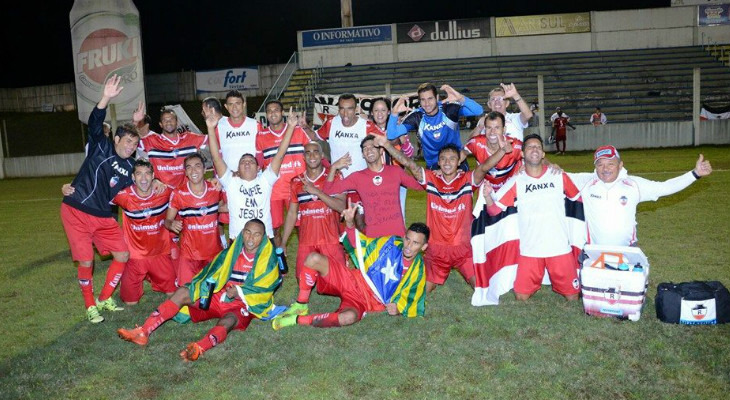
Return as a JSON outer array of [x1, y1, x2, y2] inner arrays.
[[387, 97, 482, 168], [62, 106, 135, 218]]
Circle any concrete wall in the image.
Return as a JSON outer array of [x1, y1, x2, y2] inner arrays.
[[298, 6, 720, 69], [3, 153, 85, 178]]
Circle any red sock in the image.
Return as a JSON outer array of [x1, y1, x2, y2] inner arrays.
[[298, 312, 341, 328], [141, 300, 180, 335], [196, 325, 228, 352], [297, 266, 318, 303], [78, 266, 95, 309], [98, 260, 125, 301]]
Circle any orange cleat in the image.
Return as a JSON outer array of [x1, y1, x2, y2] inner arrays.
[[117, 327, 148, 346], [180, 342, 204, 362]]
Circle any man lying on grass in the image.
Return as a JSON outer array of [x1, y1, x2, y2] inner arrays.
[[272, 200, 429, 330], [118, 219, 282, 361]]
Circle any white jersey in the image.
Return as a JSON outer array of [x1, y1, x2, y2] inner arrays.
[[318, 116, 370, 178], [220, 167, 279, 239], [551, 112, 570, 122], [504, 112, 528, 142], [494, 168, 581, 257], [217, 117, 260, 171], [570, 169, 697, 246]]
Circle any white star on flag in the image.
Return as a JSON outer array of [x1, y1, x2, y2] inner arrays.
[[380, 257, 398, 284]]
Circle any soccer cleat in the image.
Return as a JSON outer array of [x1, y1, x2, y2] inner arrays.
[[180, 342, 204, 362], [97, 297, 124, 312], [86, 306, 104, 324], [117, 326, 148, 346], [282, 302, 309, 317], [272, 314, 298, 331]]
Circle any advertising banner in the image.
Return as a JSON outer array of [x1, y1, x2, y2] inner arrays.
[[495, 12, 591, 37], [396, 18, 490, 43], [70, 0, 145, 123], [312, 93, 420, 126], [699, 4, 730, 26], [301, 25, 392, 48], [196, 68, 260, 93]]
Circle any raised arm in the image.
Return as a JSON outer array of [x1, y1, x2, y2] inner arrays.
[[473, 134, 514, 185], [387, 97, 412, 140], [269, 107, 298, 175], [280, 201, 299, 250], [442, 84, 483, 116], [374, 134, 424, 181], [501, 83, 532, 125], [204, 113, 228, 177], [297, 113, 318, 141]]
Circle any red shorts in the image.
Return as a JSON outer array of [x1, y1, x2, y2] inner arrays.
[[120, 253, 177, 303], [270, 198, 288, 229], [514, 252, 579, 296], [424, 242, 475, 285], [60, 203, 128, 262], [177, 257, 209, 287], [555, 129, 567, 141], [316, 259, 384, 320], [189, 291, 254, 331], [296, 243, 346, 281]]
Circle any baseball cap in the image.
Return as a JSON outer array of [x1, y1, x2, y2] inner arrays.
[[593, 145, 620, 163]]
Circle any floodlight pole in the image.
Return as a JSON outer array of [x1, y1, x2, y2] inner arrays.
[[538, 74, 545, 138], [693, 67, 700, 146], [341, 0, 353, 27]]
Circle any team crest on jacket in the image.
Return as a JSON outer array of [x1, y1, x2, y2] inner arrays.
[[619, 195, 628, 206], [110, 176, 119, 188], [200, 206, 209, 216], [433, 131, 441, 139], [372, 175, 383, 186]]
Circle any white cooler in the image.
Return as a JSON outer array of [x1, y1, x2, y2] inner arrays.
[[580, 244, 650, 321]]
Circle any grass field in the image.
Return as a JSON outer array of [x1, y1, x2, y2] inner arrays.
[[1, 145, 729, 399]]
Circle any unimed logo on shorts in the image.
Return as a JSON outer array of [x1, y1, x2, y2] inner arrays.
[[77, 29, 140, 86]]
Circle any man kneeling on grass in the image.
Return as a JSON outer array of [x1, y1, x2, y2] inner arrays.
[[272, 200, 429, 330], [118, 219, 282, 361]]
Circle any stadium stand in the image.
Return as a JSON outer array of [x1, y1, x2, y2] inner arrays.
[[280, 46, 730, 124]]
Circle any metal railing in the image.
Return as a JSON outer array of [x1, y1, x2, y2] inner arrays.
[[701, 32, 729, 67], [295, 56, 324, 117], [257, 52, 299, 113]]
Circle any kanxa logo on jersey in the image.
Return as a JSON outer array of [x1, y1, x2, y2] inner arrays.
[[524, 182, 555, 193]]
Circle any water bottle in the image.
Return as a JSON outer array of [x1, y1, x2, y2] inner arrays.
[[618, 262, 630, 271], [275, 247, 289, 275], [632, 263, 644, 273], [198, 278, 216, 310]]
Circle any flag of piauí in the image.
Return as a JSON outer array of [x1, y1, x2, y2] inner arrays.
[[173, 231, 281, 323], [342, 230, 427, 317]]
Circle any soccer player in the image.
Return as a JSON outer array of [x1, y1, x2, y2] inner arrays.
[[165, 153, 222, 286], [215, 90, 262, 172], [118, 219, 281, 362], [551, 109, 575, 155], [299, 93, 382, 178], [375, 135, 499, 293], [387, 83, 483, 170], [271, 201, 429, 330], [324, 134, 423, 238], [135, 105, 208, 189], [206, 107, 297, 240], [113, 159, 176, 304], [461, 111, 523, 191], [569, 145, 712, 246], [256, 100, 310, 245], [281, 142, 347, 281], [483, 83, 532, 141], [483, 134, 583, 301], [60, 75, 140, 323]]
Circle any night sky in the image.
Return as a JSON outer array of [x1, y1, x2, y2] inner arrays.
[[1, 0, 669, 88]]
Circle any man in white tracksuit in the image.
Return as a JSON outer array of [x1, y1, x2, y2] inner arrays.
[[569, 145, 713, 246]]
